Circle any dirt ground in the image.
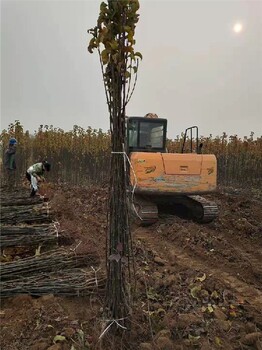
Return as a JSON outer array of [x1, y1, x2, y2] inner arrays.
[[1, 185, 262, 350]]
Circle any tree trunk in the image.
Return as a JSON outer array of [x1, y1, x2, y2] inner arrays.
[[105, 68, 131, 321]]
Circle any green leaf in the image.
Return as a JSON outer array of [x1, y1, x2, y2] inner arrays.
[[207, 304, 214, 313], [112, 53, 119, 63], [189, 335, 200, 341], [124, 26, 131, 32], [135, 51, 143, 59], [128, 52, 135, 60], [147, 288, 159, 301], [109, 40, 118, 50], [101, 49, 109, 65], [188, 334, 200, 344], [77, 329, 85, 342], [211, 290, 219, 299], [100, 2, 107, 11], [196, 273, 206, 282], [156, 308, 166, 315], [215, 336, 222, 347], [127, 30, 134, 42], [88, 38, 97, 53], [53, 335, 66, 343], [131, 0, 140, 12], [190, 285, 201, 299], [124, 46, 134, 53]]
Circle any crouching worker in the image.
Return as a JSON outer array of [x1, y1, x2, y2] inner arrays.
[[26, 161, 51, 197]]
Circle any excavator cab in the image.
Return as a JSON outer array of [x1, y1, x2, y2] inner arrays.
[[127, 117, 167, 153], [126, 116, 218, 224]]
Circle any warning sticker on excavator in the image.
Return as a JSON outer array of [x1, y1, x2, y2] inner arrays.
[[145, 166, 156, 174], [207, 167, 214, 175], [137, 159, 146, 163]]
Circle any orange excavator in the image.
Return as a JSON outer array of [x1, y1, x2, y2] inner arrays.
[[127, 114, 218, 224]]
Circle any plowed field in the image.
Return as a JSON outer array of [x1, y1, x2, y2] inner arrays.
[[1, 186, 262, 350]]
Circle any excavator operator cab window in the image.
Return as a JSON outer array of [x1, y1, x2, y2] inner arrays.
[[127, 117, 167, 153]]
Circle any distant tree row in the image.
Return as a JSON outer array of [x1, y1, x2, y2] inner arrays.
[[1, 120, 261, 188]]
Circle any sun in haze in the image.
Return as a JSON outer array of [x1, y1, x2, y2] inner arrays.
[[233, 22, 243, 33]]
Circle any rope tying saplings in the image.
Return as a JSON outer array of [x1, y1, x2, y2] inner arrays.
[[52, 220, 60, 238], [111, 150, 142, 221], [91, 265, 102, 288], [45, 201, 50, 218], [70, 241, 82, 254], [99, 318, 128, 340], [88, 0, 142, 330]]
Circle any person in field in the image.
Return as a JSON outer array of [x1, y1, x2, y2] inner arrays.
[[26, 161, 51, 197], [4, 138, 17, 171], [4, 138, 17, 189]]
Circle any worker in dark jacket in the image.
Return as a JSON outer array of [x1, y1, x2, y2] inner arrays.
[[4, 138, 17, 170], [26, 160, 51, 197], [4, 138, 17, 189]]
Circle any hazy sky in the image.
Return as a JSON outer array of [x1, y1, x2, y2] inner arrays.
[[1, 0, 262, 138]]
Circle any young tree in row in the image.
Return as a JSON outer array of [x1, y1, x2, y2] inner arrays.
[[88, 0, 142, 330]]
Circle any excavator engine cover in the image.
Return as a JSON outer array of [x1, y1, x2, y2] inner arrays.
[[130, 152, 217, 195]]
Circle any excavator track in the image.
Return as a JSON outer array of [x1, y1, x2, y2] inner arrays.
[[186, 195, 219, 223], [132, 195, 158, 225], [131, 194, 218, 225]]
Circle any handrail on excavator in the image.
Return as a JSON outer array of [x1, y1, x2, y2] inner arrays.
[[181, 126, 199, 154]]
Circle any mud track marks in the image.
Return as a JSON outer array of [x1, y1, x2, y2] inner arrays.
[[135, 228, 262, 313]]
